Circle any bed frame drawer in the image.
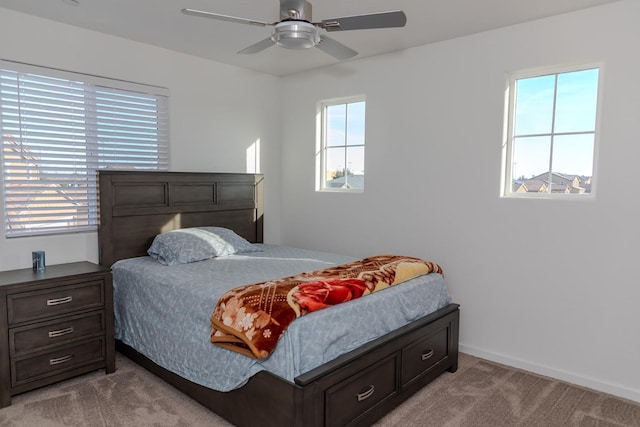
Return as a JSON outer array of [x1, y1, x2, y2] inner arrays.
[[401, 326, 449, 387], [10, 311, 105, 357], [7, 280, 104, 325], [11, 338, 105, 388], [325, 354, 398, 427]]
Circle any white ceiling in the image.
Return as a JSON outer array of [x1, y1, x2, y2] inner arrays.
[[0, 0, 620, 76]]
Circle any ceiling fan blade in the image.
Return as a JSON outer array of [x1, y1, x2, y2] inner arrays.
[[315, 35, 358, 60], [320, 10, 407, 32], [238, 37, 276, 55], [181, 9, 270, 27]]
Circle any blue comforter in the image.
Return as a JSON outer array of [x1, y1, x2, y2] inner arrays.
[[112, 244, 450, 391]]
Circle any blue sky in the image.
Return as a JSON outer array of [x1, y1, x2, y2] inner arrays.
[[325, 101, 365, 175], [512, 68, 599, 179]]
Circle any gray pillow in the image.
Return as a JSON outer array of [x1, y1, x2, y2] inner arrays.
[[147, 227, 261, 265]]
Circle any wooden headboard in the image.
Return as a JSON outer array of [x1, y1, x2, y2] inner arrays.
[[98, 171, 264, 267]]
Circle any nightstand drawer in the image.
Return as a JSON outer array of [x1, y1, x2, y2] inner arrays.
[[401, 326, 448, 387], [12, 338, 105, 387], [10, 312, 104, 356], [325, 354, 398, 427], [7, 280, 104, 324]]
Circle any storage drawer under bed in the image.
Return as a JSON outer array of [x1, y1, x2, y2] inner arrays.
[[324, 354, 398, 427], [401, 326, 449, 387], [295, 305, 459, 427]]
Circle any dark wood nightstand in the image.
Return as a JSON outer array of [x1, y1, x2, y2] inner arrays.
[[0, 262, 114, 408]]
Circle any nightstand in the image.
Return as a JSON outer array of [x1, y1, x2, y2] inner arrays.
[[0, 262, 115, 408]]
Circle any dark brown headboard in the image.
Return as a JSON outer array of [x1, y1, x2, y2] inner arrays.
[[98, 171, 264, 267]]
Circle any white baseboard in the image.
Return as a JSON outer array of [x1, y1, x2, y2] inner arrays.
[[459, 344, 640, 404]]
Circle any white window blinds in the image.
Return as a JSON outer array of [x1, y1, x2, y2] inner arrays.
[[0, 61, 169, 237]]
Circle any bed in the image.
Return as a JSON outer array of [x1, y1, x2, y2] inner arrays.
[[98, 170, 460, 427]]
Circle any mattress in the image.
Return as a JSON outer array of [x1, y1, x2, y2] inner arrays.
[[111, 244, 451, 391]]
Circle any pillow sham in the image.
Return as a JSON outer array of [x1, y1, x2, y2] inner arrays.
[[147, 226, 261, 265]]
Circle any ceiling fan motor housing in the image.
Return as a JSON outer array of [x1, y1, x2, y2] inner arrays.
[[280, 0, 313, 21], [271, 21, 320, 49], [273, 0, 318, 49]]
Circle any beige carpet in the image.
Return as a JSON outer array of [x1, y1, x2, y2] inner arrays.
[[1, 353, 638, 426]]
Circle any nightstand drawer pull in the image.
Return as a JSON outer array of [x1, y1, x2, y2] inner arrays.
[[46, 296, 73, 306], [48, 327, 75, 338], [356, 385, 375, 402], [49, 354, 74, 365], [421, 349, 435, 361]]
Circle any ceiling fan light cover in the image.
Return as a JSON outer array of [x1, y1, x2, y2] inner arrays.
[[271, 21, 320, 49]]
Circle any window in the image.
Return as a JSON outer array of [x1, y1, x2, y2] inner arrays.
[[316, 96, 365, 191], [502, 65, 601, 197], [0, 60, 169, 237]]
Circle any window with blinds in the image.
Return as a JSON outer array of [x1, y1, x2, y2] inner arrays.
[[0, 61, 169, 237]]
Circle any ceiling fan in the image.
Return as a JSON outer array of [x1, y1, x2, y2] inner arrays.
[[181, 0, 407, 60]]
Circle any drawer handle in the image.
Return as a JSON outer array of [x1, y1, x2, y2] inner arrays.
[[49, 354, 74, 365], [356, 385, 375, 402], [421, 349, 435, 361], [47, 296, 73, 306], [48, 327, 74, 338]]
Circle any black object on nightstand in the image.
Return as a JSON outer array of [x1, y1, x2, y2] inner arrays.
[[0, 261, 115, 408]]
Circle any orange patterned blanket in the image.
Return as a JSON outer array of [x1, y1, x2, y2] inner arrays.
[[210, 254, 443, 359]]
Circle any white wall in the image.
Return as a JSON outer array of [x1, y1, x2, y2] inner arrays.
[[279, 1, 640, 402], [0, 8, 282, 270]]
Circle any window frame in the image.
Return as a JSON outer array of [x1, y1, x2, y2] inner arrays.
[[501, 63, 603, 199], [315, 95, 366, 193], [0, 60, 169, 237]]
